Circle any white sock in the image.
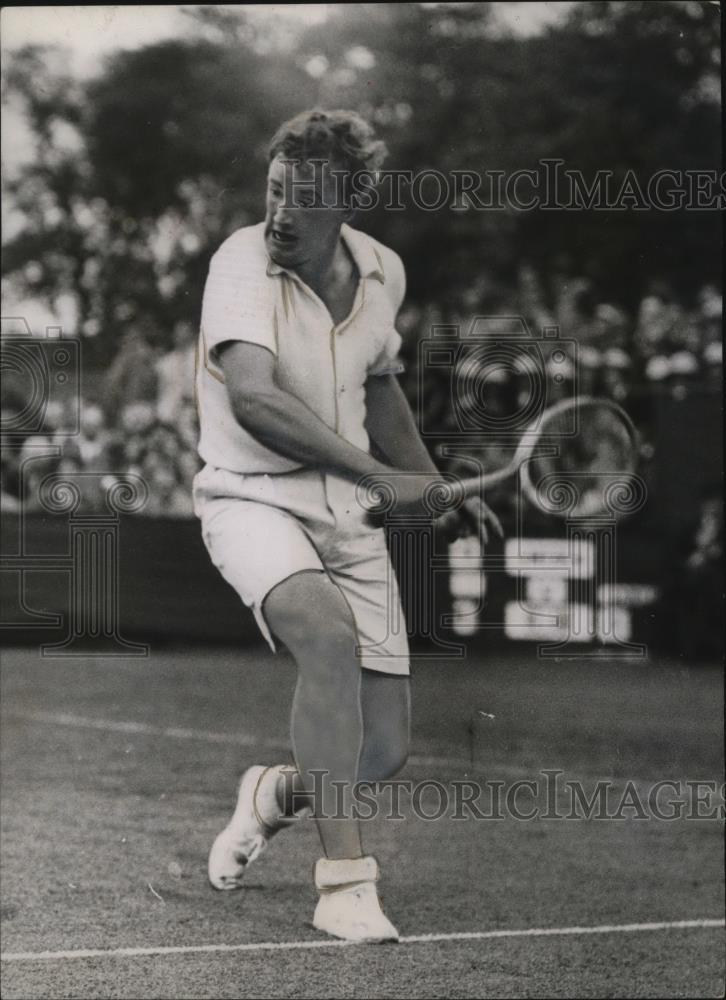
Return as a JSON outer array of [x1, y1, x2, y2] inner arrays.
[[254, 764, 298, 828]]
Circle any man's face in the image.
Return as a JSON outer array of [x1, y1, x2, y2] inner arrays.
[[264, 155, 349, 270]]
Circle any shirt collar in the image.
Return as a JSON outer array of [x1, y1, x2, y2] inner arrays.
[[265, 223, 386, 284]]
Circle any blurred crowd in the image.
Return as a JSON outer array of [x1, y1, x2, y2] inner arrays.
[[398, 269, 722, 417], [396, 269, 722, 501], [1, 321, 199, 517], [1, 272, 721, 520]]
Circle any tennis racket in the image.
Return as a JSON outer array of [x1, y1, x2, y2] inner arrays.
[[361, 397, 643, 521]]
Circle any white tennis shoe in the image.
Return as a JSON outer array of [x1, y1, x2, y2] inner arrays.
[[312, 856, 399, 943], [208, 764, 294, 890]]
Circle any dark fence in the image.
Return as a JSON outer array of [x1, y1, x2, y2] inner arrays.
[[0, 387, 721, 659]]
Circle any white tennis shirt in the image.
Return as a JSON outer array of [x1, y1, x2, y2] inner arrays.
[[196, 222, 406, 474]]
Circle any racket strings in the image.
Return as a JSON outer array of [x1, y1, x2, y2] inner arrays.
[[524, 402, 638, 516]]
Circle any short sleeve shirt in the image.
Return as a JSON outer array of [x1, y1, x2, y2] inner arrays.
[[196, 222, 406, 473]]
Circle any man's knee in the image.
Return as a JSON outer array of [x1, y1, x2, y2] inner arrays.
[[264, 572, 358, 662], [278, 609, 358, 663]]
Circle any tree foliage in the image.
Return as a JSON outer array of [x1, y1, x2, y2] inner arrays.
[[2, 1, 720, 355]]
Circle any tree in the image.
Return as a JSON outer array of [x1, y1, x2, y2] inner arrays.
[[2, 1, 721, 359], [2, 32, 316, 357]]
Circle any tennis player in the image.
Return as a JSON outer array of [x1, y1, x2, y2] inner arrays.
[[193, 109, 499, 943]]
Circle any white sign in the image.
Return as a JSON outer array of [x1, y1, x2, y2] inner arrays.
[[504, 601, 594, 641], [504, 537, 595, 579]]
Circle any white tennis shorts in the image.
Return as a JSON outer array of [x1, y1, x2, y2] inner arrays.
[[193, 464, 410, 676]]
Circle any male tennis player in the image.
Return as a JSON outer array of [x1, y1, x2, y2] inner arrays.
[[193, 109, 499, 943]]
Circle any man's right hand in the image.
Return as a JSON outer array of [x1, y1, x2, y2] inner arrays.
[[358, 471, 460, 519]]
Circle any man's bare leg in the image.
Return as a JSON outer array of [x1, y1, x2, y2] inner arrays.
[[358, 669, 410, 783], [263, 570, 363, 860], [261, 577, 407, 942], [276, 667, 410, 820]]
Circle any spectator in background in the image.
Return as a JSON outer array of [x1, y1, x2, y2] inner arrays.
[[548, 252, 575, 327], [8, 400, 70, 511], [698, 284, 722, 336], [16, 438, 59, 513], [397, 301, 451, 435], [639, 282, 721, 395], [697, 285, 722, 381], [54, 453, 108, 512], [43, 400, 68, 443], [113, 401, 158, 478], [635, 280, 683, 363], [156, 321, 197, 424], [71, 402, 110, 469], [102, 325, 159, 419], [517, 262, 555, 331], [552, 260, 590, 339], [139, 447, 193, 517], [672, 490, 724, 660], [594, 303, 632, 402], [0, 276, 718, 518], [554, 277, 601, 393]]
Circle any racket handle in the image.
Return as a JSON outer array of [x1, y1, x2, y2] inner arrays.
[[361, 466, 514, 527], [459, 465, 513, 500]]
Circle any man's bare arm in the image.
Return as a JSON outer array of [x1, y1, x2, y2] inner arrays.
[[219, 340, 397, 482], [365, 373, 504, 539], [364, 374, 438, 473]]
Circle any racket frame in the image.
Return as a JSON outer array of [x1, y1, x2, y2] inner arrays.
[[459, 396, 640, 518]]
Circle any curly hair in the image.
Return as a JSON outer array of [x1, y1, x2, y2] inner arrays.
[[268, 109, 388, 179]]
